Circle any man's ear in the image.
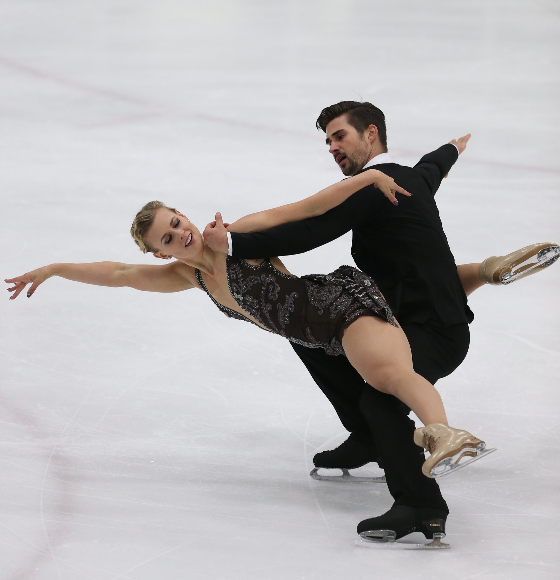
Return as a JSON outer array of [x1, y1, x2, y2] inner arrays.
[[153, 252, 173, 260], [367, 124, 379, 144]]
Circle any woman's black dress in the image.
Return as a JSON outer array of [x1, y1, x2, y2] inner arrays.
[[195, 256, 397, 356]]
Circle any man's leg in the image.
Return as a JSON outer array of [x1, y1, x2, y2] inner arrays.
[[358, 387, 448, 510], [290, 343, 380, 468], [356, 315, 470, 538]]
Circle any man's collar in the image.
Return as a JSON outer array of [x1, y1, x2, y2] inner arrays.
[[362, 152, 393, 169]]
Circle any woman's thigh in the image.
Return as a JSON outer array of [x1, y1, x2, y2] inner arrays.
[[341, 315, 414, 387]]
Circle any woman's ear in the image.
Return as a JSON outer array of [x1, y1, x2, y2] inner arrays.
[[175, 209, 188, 220], [153, 252, 173, 260]]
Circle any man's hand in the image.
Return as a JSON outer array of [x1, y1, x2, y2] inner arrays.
[[449, 133, 471, 155], [444, 133, 471, 177], [203, 212, 230, 254]]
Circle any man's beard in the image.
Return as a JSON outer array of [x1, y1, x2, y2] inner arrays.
[[340, 137, 370, 176], [341, 156, 363, 176]]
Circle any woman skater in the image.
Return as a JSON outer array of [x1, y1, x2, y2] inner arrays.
[[6, 168, 490, 478]]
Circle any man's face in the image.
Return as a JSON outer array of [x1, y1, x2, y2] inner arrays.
[[325, 115, 371, 176]]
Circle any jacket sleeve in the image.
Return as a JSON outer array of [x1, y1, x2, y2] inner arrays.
[[413, 144, 459, 195], [230, 185, 381, 259]]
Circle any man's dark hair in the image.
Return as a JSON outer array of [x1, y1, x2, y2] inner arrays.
[[316, 101, 387, 151]]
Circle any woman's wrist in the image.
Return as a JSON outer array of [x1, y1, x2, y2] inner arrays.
[[360, 168, 380, 184], [46, 263, 62, 278]]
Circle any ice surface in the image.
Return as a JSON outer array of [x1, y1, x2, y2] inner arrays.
[[1, 1, 559, 578]]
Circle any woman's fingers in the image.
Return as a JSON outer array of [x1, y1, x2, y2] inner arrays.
[[5, 276, 27, 284], [6, 281, 22, 292], [395, 184, 412, 197], [7, 281, 27, 300], [27, 280, 42, 297], [5, 273, 44, 299], [375, 177, 397, 204], [16, 283, 29, 299], [377, 178, 412, 206], [5, 276, 27, 300]]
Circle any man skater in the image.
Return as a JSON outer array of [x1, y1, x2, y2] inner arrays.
[[204, 101, 559, 545]]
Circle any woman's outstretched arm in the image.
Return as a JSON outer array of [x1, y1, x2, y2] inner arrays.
[[5, 260, 197, 299], [226, 169, 410, 234]]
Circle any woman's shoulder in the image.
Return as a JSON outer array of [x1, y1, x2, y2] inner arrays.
[[169, 260, 200, 287]]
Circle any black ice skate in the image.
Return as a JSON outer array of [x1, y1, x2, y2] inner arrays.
[[310, 433, 386, 484], [356, 505, 450, 550]]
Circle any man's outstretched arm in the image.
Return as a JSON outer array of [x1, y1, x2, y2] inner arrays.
[[205, 187, 381, 259], [414, 134, 470, 194], [212, 169, 408, 239]]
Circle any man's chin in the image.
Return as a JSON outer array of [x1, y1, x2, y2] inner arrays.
[[340, 164, 357, 177], [338, 161, 352, 176]]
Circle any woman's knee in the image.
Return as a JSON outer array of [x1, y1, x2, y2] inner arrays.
[[367, 367, 404, 396]]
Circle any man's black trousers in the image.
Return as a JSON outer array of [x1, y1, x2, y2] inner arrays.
[[291, 312, 470, 513]]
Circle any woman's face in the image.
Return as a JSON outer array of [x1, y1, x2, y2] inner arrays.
[[145, 208, 203, 261]]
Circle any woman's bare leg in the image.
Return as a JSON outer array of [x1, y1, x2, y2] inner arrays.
[[341, 316, 447, 426], [457, 263, 484, 296]]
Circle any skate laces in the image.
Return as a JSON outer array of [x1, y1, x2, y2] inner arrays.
[[424, 433, 438, 454]]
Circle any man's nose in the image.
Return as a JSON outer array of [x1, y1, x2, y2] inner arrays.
[[329, 142, 339, 155]]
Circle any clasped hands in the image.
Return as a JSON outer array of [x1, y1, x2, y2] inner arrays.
[[203, 212, 230, 254]]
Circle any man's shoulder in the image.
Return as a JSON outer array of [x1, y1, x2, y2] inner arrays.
[[360, 162, 409, 172], [359, 163, 414, 177], [358, 163, 437, 200]]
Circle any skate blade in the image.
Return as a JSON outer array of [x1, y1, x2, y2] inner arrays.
[[309, 467, 386, 484], [356, 531, 449, 550], [502, 246, 560, 284], [431, 446, 497, 478]]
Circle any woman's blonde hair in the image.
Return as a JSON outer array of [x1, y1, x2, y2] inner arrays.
[[130, 201, 176, 253]]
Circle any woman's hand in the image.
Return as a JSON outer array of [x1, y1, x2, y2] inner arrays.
[[366, 170, 411, 206], [5, 265, 55, 299]]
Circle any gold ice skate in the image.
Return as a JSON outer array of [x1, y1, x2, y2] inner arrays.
[[414, 423, 496, 478], [479, 243, 559, 285]]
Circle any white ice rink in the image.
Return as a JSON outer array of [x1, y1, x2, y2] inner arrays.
[[1, 1, 559, 578]]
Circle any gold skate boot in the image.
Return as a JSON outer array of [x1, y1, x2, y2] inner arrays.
[[479, 243, 559, 285], [414, 423, 496, 478]]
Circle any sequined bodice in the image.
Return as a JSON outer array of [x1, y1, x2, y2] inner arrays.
[[195, 256, 395, 356], [195, 257, 302, 334]]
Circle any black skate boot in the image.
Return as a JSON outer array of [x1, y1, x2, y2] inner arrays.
[[356, 505, 449, 549], [310, 433, 385, 484]]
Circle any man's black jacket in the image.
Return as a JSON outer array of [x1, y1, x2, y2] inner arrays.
[[230, 144, 473, 327]]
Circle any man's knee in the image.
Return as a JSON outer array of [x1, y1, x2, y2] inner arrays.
[[358, 386, 412, 424]]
